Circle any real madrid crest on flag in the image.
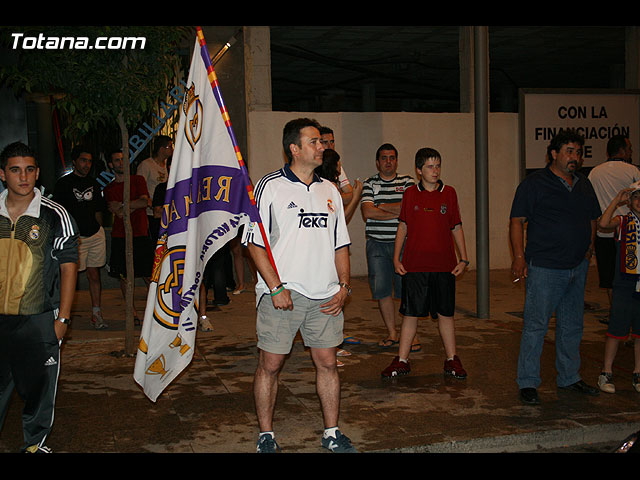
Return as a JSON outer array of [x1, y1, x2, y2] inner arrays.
[[183, 83, 203, 151], [133, 27, 263, 402]]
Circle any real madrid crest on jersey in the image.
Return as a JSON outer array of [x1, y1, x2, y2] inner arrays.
[[29, 224, 40, 240], [183, 82, 203, 151]]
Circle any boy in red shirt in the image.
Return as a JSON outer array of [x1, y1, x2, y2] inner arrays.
[[382, 148, 470, 378]]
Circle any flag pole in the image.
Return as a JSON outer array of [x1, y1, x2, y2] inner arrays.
[[195, 27, 279, 278]]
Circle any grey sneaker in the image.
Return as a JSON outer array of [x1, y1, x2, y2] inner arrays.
[[321, 430, 358, 453], [256, 433, 281, 453], [633, 373, 640, 393], [92, 313, 108, 330], [198, 315, 213, 332], [598, 372, 615, 393]]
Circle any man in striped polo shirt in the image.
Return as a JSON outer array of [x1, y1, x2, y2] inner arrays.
[[361, 144, 415, 348]]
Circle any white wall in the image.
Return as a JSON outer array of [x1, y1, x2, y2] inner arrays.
[[245, 111, 520, 276]]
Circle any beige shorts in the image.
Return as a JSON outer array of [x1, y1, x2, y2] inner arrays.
[[78, 227, 106, 271], [256, 289, 344, 354]]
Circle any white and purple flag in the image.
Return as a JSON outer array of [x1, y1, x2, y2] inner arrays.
[[134, 29, 261, 402]]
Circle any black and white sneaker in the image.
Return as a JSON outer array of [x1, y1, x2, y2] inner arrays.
[[321, 430, 358, 453], [256, 433, 281, 453]]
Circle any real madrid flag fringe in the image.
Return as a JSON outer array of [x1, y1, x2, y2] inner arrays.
[[133, 28, 262, 402]]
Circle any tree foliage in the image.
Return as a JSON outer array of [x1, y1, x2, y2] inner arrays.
[[0, 25, 193, 142], [0, 26, 194, 355]]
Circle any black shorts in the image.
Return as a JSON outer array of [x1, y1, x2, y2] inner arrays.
[[594, 235, 616, 289], [108, 236, 153, 279], [400, 271, 455, 319], [609, 285, 640, 339]]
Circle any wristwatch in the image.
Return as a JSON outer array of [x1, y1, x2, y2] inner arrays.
[[57, 317, 71, 325], [339, 282, 352, 296]]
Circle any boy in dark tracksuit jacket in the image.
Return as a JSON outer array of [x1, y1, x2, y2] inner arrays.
[[0, 142, 78, 453]]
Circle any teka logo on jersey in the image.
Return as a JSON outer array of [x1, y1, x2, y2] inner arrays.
[[298, 212, 329, 229]]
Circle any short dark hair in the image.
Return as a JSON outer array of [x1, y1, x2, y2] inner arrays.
[[548, 130, 584, 157], [606, 134, 629, 158], [0, 141, 37, 169], [376, 143, 398, 161], [319, 126, 334, 136], [71, 144, 92, 162], [282, 118, 321, 163], [415, 147, 441, 170], [107, 148, 123, 163], [152, 135, 173, 156]]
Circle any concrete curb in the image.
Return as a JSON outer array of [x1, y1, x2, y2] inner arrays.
[[381, 422, 640, 453]]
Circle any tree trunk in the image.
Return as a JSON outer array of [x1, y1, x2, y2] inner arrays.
[[117, 112, 136, 356]]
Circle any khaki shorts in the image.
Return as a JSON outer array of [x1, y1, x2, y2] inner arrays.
[[256, 289, 344, 354], [78, 227, 106, 271]]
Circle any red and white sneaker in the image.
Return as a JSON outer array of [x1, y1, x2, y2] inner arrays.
[[381, 356, 411, 378], [444, 355, 467, 379]]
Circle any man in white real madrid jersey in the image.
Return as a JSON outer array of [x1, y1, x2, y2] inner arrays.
[[244, 118, 357, 453]]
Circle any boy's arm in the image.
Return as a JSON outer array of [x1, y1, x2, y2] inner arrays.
[[53, 211, 79, 340], [55, 261, 78, 340], [343, 180, 363, 223], [451, 224, 469, 276], [130, 195, 150, 211], [599, 188, 629, 231], [340, 183, 353, 206], [393, 220, 408, 275]]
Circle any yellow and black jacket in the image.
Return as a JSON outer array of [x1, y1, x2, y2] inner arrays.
[[0, 189, 78, 316]]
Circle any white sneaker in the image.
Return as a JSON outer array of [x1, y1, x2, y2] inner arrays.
[[598, 372, 615, 393], [24, 444, 53, 453], [198, 315, 213, 332], [336, 349, 351, 357]]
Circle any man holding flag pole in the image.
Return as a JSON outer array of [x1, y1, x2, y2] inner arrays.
[[134, 28, 356, 453], [243, 118, 357, 453]]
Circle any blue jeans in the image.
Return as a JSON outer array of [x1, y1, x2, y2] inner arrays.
[[366, 238, 402, 300], [517, 258, 589, 389]]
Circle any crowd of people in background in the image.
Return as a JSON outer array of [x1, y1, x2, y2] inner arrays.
[[1, 123, 639, 454]]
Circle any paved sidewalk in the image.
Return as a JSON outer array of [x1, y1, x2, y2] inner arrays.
[[1, 267, 638, 453]]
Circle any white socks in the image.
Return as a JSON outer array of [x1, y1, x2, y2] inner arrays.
[[323, 427, 339, 439], [262, 427, 340, 441]]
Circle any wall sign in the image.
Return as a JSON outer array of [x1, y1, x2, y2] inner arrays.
[[519, 89, 640, 171]]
